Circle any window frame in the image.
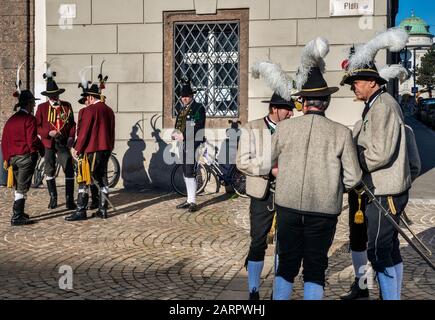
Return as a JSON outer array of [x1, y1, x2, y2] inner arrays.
[[163, 9, 249, 129]]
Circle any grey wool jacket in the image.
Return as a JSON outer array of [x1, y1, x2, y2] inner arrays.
[[357, 92, 412, 195], [236, 118, 272, 200], [270, 112, 362, 216]]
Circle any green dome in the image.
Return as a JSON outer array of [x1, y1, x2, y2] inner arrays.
[[399, 11, 433, 37]]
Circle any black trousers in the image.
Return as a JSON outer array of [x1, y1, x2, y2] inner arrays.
[[78, 151, 111, 191], [366, 191, 409, 273], [245, 192, 274, 265], [44, 140, 74, 178], [348, 190, 368, 252], [10, 153, 38, 194], [182, 141, 201, 178], [276, 206, 338, 287]]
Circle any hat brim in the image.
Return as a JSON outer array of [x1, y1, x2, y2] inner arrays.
[[293, 87, 339, 97], [261, 100, 295, 109], [81, 92, 101, 97], [14, 97, 40, 110], [41, 89, 65, 96], [341, 74, 388, 86], [180, 91, 196, 97]]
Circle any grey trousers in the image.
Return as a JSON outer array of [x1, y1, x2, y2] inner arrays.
[[10, 153, 39, 194]]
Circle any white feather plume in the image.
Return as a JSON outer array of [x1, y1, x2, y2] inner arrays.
[[44, 60, 54, 79], [348, 28, 409, 71], [251, 61, 295, 101], [295, 37, 330, 90], [78, 65, 94, 89], [16, 61, 25, 94], [379, 64, 411, 83]]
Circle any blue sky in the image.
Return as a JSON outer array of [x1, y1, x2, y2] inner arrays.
[[396, 0, 435, 33]]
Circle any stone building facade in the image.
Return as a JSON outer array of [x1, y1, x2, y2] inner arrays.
[[1, 0, 399, 189], [0, 0, 34, 138]]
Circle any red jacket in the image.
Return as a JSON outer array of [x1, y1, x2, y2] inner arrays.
[[74, 101, 115, 155], [35, 100, 76, 149], [1, 110, 44, 163]]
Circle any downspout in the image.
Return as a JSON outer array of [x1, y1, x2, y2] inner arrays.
[[26, 0, 32, 90], [387, 0, 400, 98]]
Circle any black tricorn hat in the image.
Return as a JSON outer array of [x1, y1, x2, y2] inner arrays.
[[293, 67, 339, 97], [81, 84, 101, 98], [340, 63, 388, 86], [41, 78, 65, 96], [14, 90, 40, 111], [262, 92, 295, 109], [179, 79, 196, 97]]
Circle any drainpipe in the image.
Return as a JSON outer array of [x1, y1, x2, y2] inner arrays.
[[26, 0, 32, 90]]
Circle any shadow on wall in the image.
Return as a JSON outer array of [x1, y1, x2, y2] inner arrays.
[[120, 114, 180, 191], [122, 120, 151, 190], [148, 114, 180, 191]]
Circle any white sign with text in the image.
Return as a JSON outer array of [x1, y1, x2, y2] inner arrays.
[[330, 0, 374, 16]]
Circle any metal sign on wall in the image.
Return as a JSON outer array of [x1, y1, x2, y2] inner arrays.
[[330, 0, 374, 16]]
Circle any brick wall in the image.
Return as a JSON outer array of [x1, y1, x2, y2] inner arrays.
[[0, 0, 34, 138]]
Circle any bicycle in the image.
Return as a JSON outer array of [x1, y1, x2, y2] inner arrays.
[[170, 138, 247, 198], [31, 152, 120, 188]]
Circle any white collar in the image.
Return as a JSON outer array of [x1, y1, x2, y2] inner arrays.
[[89, 99, 101, 106], [49, 99, 60, 107]]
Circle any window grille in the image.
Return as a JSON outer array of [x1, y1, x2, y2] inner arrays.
[[173, 22, 240, 117]]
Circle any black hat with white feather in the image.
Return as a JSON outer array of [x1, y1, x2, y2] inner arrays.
[[13, 61, 40, 110], [341, 28, 410, 86], [251, 61, 297, 110], [41, 61, 65, 96], [293, 37, 339, 97]]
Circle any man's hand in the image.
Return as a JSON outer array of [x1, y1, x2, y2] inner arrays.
[[71, 148, 78, 159], [49, 130, 60, 138], [67, 137, 74, 148], [172, 132, 184, 141], [272, 167, 279, 177], [176, 133, 184, 141], [271, 163, 278, 177]]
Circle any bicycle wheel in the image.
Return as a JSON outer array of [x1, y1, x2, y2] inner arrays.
[[230, 168, 248, 198], [31, 157, 45, 188], [107, 154, 120, 188], [171, 163, 208, 196]]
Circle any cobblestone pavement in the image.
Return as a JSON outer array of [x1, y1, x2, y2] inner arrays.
[[0, 186, 434, 300]]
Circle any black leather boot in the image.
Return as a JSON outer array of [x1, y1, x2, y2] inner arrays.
[[46, 179, 58, 209], [65, 179, 77, 210], [94, 191, 108, 219], [340, 277, 369, 300], [65, 193, 88, 221], [249, 288, 260, 300], [88, 185, 99, 210], [11, 199, 34, 226]]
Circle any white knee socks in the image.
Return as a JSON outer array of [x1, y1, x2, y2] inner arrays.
[[184, 176, 197, 204]]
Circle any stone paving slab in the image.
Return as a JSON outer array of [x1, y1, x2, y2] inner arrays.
[[0, 186, 434, 300]]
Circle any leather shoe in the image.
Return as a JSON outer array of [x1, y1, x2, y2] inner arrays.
[[188, 203, 198, 212], [176, 201, 190, 209], [340, 277, 369, 300]]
